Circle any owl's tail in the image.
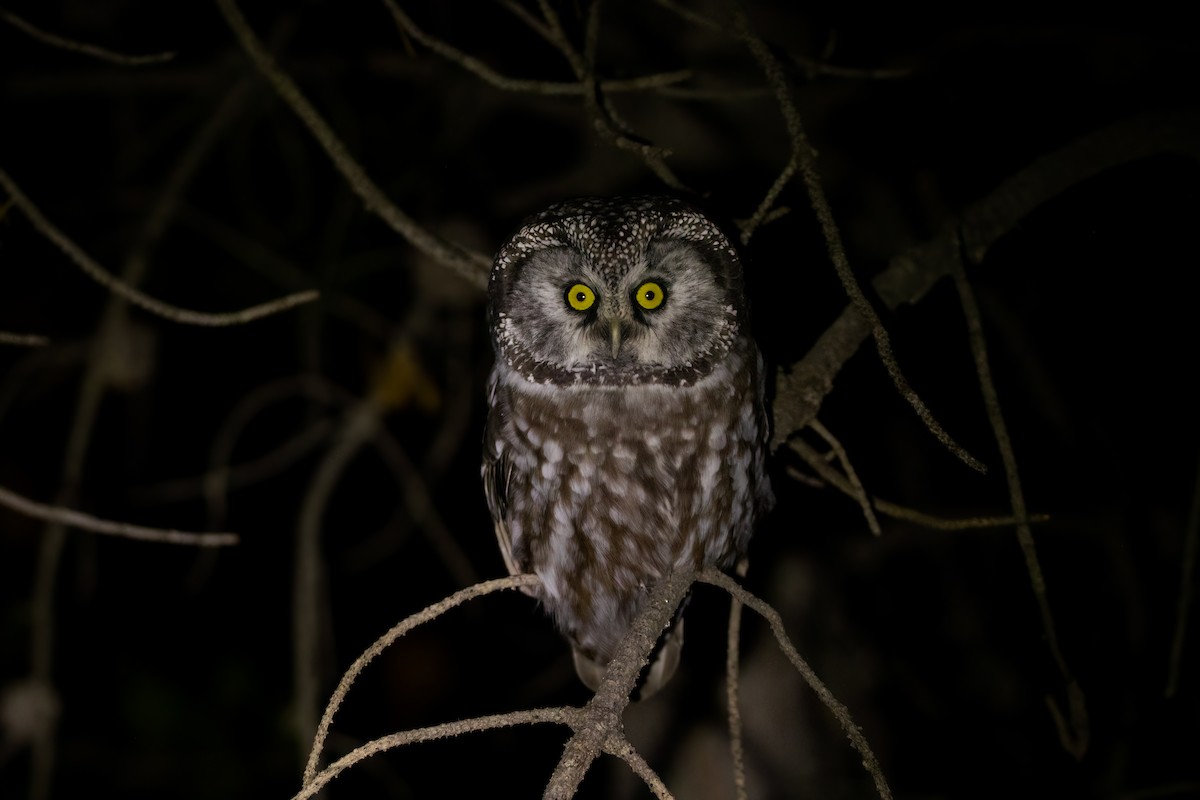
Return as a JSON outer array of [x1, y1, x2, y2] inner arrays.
[[572, 618, 684, 701]]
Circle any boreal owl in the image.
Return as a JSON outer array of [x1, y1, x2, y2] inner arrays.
[[482, 195, 772, 698]]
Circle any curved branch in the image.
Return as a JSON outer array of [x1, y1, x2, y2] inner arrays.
[[0, 483, 238, 546], [1166, 448, 1200, 698], [0, 167, 319, 326], [302, 573, 541, 786], [382, 0, 690, 96], [534, 0, 686, 190], [296, 706, 580, 800], [215, 0, 491, 289], [699, 568, 892, 800], [0, 331, 49, 346], [0, 7, 175, 65], [602, 735, 674, 799], [952, 250, 1088, 759]]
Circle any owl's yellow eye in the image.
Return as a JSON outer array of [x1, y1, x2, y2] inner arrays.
[[565, 283, 596, 312], [634, 281, 666, 311]]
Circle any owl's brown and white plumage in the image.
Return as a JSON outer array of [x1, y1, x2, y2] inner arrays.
[[482, 196, 772, 698]]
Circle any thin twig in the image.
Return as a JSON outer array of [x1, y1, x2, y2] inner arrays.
[[179, 205, 395, 340], [0, 7, 175, 65], [367, 413, 479, 588], [788, 431, 1049, 532], [732, 10, 985, 474], [656, 84, 771, 101], [951, 242, 1088, 760], [535, 0, 686, 190], [1166, 448, 1200, 697], [0, 331, 49, 346], [496, 0, 556, 45], [215, 0, 491, 289], [302, 574, 541, 786], [0, 168, 319, 326], [297, 705, 579, 800], [654, 0, 909, 81], [0, 483, 238, 546], [810, 419, 881, 535], [699, 568, 893, 800], [293, 406, 378, 763], [204, 375, 351, 526], [383, 0, 690, 96], [725, 558, 749, 800], [603, 735, 675, 800], [731, 9, 798, 245], [130, 419, 333, 507]]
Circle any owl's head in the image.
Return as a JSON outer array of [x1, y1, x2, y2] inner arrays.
[[489, 196, 747, 386]]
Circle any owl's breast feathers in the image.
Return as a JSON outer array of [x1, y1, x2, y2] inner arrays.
[[482, 336, 771, 663]]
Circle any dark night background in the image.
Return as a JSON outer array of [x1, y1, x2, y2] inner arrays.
[[2, 3, 1199, 798]]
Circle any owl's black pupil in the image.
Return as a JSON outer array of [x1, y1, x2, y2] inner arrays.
[[576, 292, 587, 302], [644, 290, 656, 301]]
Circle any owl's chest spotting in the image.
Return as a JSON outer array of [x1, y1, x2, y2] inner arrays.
[[498, 349, 765, 587]]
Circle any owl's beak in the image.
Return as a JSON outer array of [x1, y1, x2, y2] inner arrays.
[[610, 318, 622, 359]]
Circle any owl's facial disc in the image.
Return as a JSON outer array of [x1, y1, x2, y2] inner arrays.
[[490, 202, 745, 384]]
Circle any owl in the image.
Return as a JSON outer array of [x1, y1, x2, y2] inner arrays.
[[482, 195, 772, 698]]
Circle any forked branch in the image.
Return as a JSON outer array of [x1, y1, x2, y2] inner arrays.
[[699, 567, 893, 800], [301, 574, 541, 786], [733, 9, 985, 474], [543, 566, 697, 799]]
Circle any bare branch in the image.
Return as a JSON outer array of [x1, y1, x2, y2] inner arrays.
[[731, 9, 798, 245], [302, 574, 541, 786], [725, 557, 749, 800], [0, 483, 238, 546], [699, 567, 893, 800], [0, 168, 319, 326], [771, 111, 1200, 452], [810, 419, 881, 535], [129, 419, 333, 508], [496, 0, 557, 45], [951, 245, 1088, 760], [535, 0, 687, 190], [297, 706, 580, 800], [733, 10, 985, 474], [654, 0, 909, 81], [1166, 448, 1200, 697], [0, 7, 175, 65], [543, 566, 696, 799], [602, 736, 675, 800], [786, 440, 1048, 531], [0, 331, 49, 346], [367, 407, 480, 588], [293, 406, 375, 760], [383, 0, 690, 96], [209, 377, 350, 521], [214, 0, 491, 289]]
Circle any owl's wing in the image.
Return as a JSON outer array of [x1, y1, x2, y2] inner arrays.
[[482, 376, 534, 591], [753, 347, 778, 517]]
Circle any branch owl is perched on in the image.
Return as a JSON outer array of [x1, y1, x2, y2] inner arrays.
[[482, 196, 772, 698]]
